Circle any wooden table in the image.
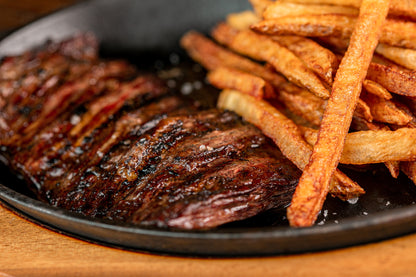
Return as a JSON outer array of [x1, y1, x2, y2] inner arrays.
[[2, 1, 416, 276]]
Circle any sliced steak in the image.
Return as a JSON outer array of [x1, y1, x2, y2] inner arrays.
[[0, 34, 300, 229]]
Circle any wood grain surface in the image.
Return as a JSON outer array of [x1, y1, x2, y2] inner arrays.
[[2, 1, 416, 276]]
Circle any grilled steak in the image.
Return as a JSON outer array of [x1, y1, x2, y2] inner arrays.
[[0, 34, 301, 229]]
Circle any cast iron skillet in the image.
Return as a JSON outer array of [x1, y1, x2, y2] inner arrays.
[[2, 0, 416, 257]]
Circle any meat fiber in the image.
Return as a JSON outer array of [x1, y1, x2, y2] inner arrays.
[[0, 35, 301, 229]]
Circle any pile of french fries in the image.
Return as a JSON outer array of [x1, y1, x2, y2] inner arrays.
[[181, 0, 416, 227]]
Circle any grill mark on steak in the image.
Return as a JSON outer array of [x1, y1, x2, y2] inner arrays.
[[0, 34, 301, 229]]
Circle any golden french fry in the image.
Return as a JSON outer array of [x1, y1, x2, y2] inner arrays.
[[351, 114, 382, 131], [279, 0, 416, 21], [280, 0, 360, 6], [180, 31, 286, 88], [207, 67, 275, 99], [386, 160, 401, 178], [375, 44, 416, 71], [367, 62, 416, 97], [349, 115, 399, 178], [249, 0, 274, 16], [363, 79, 392, 100], [388, 0, 416, 21], [355, 99, 373, 122], [212, 23, 330, 99], [275, 82, 325, 127], [401, 161, 416, 185], [252, 15, 416, 49], [316, 36, 350, 52], [224, 5, 340, 86], [252, 15, 354, 38], [263, 2, 358, 19], [303, 127, 416, 164], [226, 11, 260, 31], [223, 6, 339, 84], [271, 36, 338, 86], [389, 99, 416, 128], [277, 84, 373, 127], [362, 92, 413, 125], [287, 0, 389, 227], [217, 89, 364, 200]]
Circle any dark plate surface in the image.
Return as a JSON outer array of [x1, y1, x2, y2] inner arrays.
[[2, 0, 416, 257]]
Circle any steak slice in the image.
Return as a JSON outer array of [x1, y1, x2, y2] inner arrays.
[[0, 35, 301, 229]]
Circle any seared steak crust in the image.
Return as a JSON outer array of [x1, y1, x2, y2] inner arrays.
[[0, 35, 300, 229]]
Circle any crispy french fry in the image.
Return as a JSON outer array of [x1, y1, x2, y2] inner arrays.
[[263, 2, 358, 19], [389, 99, 416, 128], [212, 23, 330, 99], [226, 11, 260, 31], [355, 98, 373, 122], [252, 14, 355, 38], [225, 11, 339, 86], [207, 67, 275, 99], [363, 79, 392, 100], [303, 127, 416, 164], [366, 62, 416, 97], [275, 82, 325, 127], [375, 44, 416, 71], [276, 84, 372, 127], [401, 161, 416, 185], [252, 15, 416, 49], [180, 31, 286, 88], [271, 36, 338, 86], [218, 89, 364, 200], [388, 0, 416, 20], [361, 92, 412, 125], [287, 0, 389, 227], [280, 0, 416, 21], [316, 36, 350, 52], [249, 0, 274, 16], [350, 115, 399, 178], [280, 0, 361, 6], [386, 160, 401, 178]]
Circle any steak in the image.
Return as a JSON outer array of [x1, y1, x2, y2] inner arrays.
[[0, 34, 301, 229]]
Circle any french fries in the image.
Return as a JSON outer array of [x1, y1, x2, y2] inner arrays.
[[226, 11, 259, 31], [303, 127, 416, 164], [375, 44, 416, 71], [212, 23, 330, 99], [363, 79, 393, 100], [361, 92, 413, 125], [263, 2, 359, 19], [182, 0, 416, 228], [249, 0, 273, 16], [252, 15, 416, 49], [401, 161, 416, 184], [207, 67, 275, 99], [271, 36, 338, 86], [224, 11, 339, 86], [366, 62, 416, 97], [274, 83, 325, 127], [279, 0, 416, 21], [287, 0, 389, 227], [218, 89, 364, 200], [180, 31, 286, 88]]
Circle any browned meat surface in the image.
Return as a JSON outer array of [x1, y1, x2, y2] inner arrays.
[[0, 34, 301, 229]]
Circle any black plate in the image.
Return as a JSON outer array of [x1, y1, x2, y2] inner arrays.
[[2, 0, 416, 257]]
